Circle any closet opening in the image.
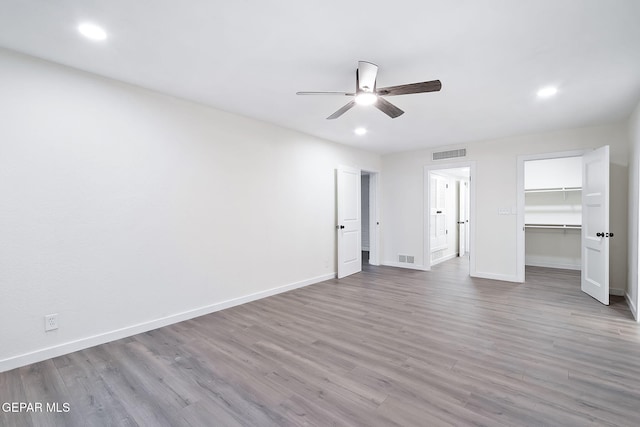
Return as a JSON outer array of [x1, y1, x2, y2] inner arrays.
[[524, 156, 582, 272], [516, 149, 588, 283], [517, 146, 613, 306]]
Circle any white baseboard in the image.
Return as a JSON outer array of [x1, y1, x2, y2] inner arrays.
[[609, 288, 625, 297], [525, 259, 580, 271], [431, 253, 458, 266], [0, 272, 335, 373], [472, 271, 521, 283], [381, 261, 430, 271], [626, 292, 638, 321]]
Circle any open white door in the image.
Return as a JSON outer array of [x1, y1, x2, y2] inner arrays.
[[581, 145, 610, 305], [337, 165, 362, 278], [430, 174, 448, 252], [458, 180, 467, 256]]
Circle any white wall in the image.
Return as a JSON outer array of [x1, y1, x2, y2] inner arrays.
[[382, 123, 628, 286], [0, 49, 381, 372], [525, 228, 581, 270], [627, 100, 640, 320], [524, 156, 582, 190]]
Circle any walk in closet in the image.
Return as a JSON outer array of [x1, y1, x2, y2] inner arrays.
[[524, 156, 582, 270]]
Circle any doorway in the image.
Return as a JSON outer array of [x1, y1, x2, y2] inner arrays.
[[516, 150, 586, 282], [361, 171, 379, 267], [522, 156, 583, 271], [336, 165, 379, 279], [516, 148, 611, 305], [424, 162, 476, 274]]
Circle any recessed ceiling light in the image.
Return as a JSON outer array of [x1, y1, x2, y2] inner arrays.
[[78, 23, 107, 41], [354, 127, 367, 136], [355, 92, 377, 106], [537, 86, 558, 98]]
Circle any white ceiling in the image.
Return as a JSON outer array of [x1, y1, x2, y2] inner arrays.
[[1, 0, 639, 153]]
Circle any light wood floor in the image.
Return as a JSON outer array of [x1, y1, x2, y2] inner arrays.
[[2, 258, 639, 426]]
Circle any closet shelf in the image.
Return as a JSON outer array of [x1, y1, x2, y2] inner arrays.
[[525, 187, 581, 193], [525, 224, 581, 230]]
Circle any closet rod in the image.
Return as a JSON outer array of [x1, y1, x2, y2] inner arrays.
[[524, 224, 581, 230], [525, 187, 581, 193]]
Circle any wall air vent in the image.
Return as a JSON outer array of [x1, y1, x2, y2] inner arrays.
[[432, 148, 466, 161]]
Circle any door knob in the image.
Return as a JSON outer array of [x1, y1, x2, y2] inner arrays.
[[336, 225, 345, 229], [596, 232, 604, 237], [606, 232, 614, 237]]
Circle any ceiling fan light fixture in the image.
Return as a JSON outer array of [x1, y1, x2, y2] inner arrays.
[[78, 22, 107, 41], [537, 86, 558, 98], [354, 127, 367, 135], [355, 92, 377, 106]]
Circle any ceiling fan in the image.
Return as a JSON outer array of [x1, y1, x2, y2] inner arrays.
[[296, 61, 442, 120]]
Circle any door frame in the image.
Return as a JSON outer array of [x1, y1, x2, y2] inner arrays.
[[423, 162, 476, 274], [516, 149, 588, 282], [458, 178, 469, 257]]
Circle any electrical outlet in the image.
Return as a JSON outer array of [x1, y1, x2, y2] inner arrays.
[[45, 314, 58, 332]]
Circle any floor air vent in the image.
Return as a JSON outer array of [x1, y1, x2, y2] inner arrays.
[[432, 148, 466, 161], [398, 254, 415, 264]]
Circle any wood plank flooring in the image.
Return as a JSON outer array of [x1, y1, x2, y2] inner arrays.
[[1, 258, 639, 426]]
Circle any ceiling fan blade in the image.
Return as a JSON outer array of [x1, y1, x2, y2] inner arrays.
[[297, 91, 355, 96], [327, 100, 356, 120], [376, 80, 442, 96], [375, 97, 404, 118], [357, 61, 378, 92]]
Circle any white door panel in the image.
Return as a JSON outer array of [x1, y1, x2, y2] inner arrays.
[[430, 175, 448, 251], [337, 165, 362, 278], [581, 146, 609, 305]]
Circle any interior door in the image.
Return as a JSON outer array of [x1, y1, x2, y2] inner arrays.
[[430, 174, 448, 251], [458, 180, 467, 256], [337, 165, 362, 278], [581, 145, 610, 305]]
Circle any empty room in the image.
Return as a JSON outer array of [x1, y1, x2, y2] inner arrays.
[[2, 1, 640, 426]]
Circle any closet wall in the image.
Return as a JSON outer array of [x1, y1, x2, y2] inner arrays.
[[524, 156, 582, 270]]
